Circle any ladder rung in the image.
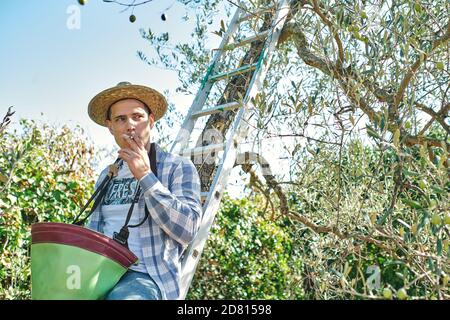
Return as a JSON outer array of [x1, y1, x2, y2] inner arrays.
[[227, 30, 270, 49], [209, 63, 258, 82], [180, 143, 225, 157], [191, 102, 241, 118]]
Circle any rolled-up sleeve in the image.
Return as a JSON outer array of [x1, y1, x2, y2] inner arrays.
[[139, 159, 202, 246]]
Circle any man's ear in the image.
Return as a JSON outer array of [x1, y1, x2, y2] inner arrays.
[[105, 120, 114, 135], [149, 113, 155, 130]]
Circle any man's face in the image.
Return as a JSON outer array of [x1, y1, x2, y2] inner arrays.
[[105, 98, 155, 150]]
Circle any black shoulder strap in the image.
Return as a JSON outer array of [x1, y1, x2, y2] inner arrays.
[[150, 142, 157, 176], [72, 159, 121, 225]]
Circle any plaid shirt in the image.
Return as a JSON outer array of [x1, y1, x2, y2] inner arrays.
[[87, 143, 202, 300]]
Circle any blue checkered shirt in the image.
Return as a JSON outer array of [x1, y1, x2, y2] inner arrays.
[[87, 143, 202, 300]]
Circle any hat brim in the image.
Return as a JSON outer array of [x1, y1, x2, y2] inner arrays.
[[88, 84, 168, 127]]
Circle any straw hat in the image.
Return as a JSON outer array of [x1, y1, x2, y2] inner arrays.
[[88, 82, 168, 127]]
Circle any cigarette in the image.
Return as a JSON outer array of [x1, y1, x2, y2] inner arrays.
[[122, 134, 135, 140]]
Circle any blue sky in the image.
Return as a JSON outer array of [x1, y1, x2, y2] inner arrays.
[[0, 0, 223, 152]]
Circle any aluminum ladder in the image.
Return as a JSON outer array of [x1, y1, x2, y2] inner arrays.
[[170, 0, 291, 299]]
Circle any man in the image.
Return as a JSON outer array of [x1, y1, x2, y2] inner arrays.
[[86, 81, 202, 300]]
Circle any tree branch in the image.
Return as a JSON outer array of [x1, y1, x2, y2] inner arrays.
[[416, 102, 450, 135], [393, 20, 450, 112], [234, 151, 289, 216], [336, 77, 378, 123], [281, 23, 335, 76], [103, 0, 155, 7], [0, 106, 15, 136], [311, 0, 344, 67], [403, 135, 448, 149], [287, 210, 396, 255]]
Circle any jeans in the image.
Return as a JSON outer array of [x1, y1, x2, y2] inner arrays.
[[105, 270, 162, 300]]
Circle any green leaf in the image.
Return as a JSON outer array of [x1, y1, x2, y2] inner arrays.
[[377, 208, 392, 225], [0, 173, 7, 183], [393, 128, 400, 147], [308, 100, 313, 115], [306, 145, 316, 156], [377, 113, 386, 131], [67, 181, 79, 190], [419, 53, 425, 63], [431, 185, 445, 194], [366, 125, 380, 140], [436, 61, 444, 70], [437, 239, 442, 255], [403, 169, 420, 177], [427, 257, 434, 272], [349, 115, 355, 126], [290, 80, 297, 89], [420, 144, 428, 159], [53, 190, 62, 202], [221, 44, 233, 51], [414, 2, 422, 14], [401, 198, 423, 209]]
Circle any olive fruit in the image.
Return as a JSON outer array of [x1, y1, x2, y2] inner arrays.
[[431, 214, 441, 226], [382, 288, 392, 299], [397, 288, 408, 300]]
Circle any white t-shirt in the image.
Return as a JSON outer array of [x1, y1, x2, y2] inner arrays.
[[101, 161, 147, 273]]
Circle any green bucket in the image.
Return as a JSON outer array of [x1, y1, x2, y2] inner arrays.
[[31, 222, 138, 300]]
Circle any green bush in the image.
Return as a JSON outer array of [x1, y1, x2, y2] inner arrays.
[[0, 119, 98, 299], [187, 196, 303, 299]]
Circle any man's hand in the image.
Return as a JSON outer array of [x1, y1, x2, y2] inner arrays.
[[118, 134, 151, 180]]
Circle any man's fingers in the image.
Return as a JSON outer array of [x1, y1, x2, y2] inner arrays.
[[117, 149, 127, 160], [118, 148, 136, 160], [119, 148, 137, 155]]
